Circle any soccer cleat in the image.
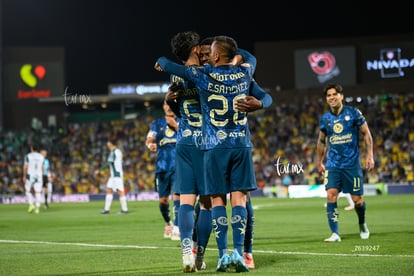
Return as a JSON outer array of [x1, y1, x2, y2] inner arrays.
[[359, 223, 370, 239], [171, 226, 180, 241], [28, 204, 35, 213], [182, 254, 197, 273], [164, 224, 172, 239], [100, 210, 110, 214], [324, 232, 341, 242], [230, 251, 249, 272], [344, 205, 354, 211], [195, 260, 206, 271], [216, 253, 231, 272], [243, 252, 255, 270], [117, 210, 128, 215], [34, 208, 40, 214]]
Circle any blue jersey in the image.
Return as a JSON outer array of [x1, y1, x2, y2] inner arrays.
[[158, 58, 254, 150], [170, 73, 203, 147], [319, 105, 366, 169], [147, 117, 177, 173], [43, 158, 50, 176]]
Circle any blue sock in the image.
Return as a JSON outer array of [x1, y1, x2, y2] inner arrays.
[[327, 202, 339, 234], [192, 201, 201, 243], [178, 204, 194, 246], [355, 201, 366, 224], [212, 206, 228, 258], [197, 209, 212, 252], [244, 200, 254, 254], [232, 205, 247, 256], [159, 203, 170, 224], [173, 199, 180, 227]]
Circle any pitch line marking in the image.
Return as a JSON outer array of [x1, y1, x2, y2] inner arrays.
[[1, 239, 413, 258]]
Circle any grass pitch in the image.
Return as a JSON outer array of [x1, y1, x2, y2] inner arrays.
[[0, 194, 413, 275]]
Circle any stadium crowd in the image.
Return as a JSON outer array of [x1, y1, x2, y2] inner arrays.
[[1, 93, 413, 196]]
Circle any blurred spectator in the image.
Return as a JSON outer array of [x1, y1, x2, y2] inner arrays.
[[1, 92, 414, 195]]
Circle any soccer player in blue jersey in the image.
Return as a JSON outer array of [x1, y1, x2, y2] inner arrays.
[[156, 35, 268, 272], [193, 36, 258, 269], [317, 83, 374, 242], [165, 31, 212, 272], [164, 32, 271, 272], [145, 102, 181, 240]]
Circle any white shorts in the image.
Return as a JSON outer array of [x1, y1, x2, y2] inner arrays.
[[107, 177, 124, 192], [25, 180, 42, 193]]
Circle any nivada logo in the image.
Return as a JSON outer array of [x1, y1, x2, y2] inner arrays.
[[365, 48, 413, 79], [18, 64, 50, 99], [20, 64, 46, 88]]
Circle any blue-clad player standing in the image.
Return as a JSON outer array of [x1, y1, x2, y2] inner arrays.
[[164, 32, 272, 272], [156, 35, 261, 272], [145, 103, 181, 240], [317, 83, 375, 242]]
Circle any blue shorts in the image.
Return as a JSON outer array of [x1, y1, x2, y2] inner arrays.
[[175, 144, 207, 196], [154, 171, 177, 197], [204, 148, 257, 195], [324, 167, 364, 195]]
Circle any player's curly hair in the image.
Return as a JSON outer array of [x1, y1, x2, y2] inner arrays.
[[171, 31, 200, 63]]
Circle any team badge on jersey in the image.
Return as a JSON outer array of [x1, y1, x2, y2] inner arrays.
[[165, 127, 175, 137], [333, 123, 343, 134]]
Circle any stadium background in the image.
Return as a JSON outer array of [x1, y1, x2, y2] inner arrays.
[[1, 0, 413, 200]]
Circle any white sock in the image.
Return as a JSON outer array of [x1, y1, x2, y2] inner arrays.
[[104, 194, 113, 211], [120, 196, 128, 211], [26, 192, 34, 205], [344, 193, 354, 206], [35, 193, 42, 209]]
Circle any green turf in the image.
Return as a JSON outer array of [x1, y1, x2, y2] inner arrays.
[[0, 194, 413, 275]]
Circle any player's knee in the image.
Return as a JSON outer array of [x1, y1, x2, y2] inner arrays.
[[354, 196, 364, 207]]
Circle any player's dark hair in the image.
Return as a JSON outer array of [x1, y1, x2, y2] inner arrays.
[[323, 83, 343, 95], [108, 137, 117, 146], [212, 35, 238, 61], [31, 144, 40, 151], [200, 36, 214, 46], [171, 31, 200, 63]]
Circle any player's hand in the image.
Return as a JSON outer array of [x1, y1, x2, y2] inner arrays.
[[154, 62, 163, 72], [165, 90, 178, 102], [146, 142, 157, 152], [231, 54, 243, 66], [235, 96, 262, 112], [169, 82, 184, 96], [365, 158, 375, 172], [317, 163, 325, 175]]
